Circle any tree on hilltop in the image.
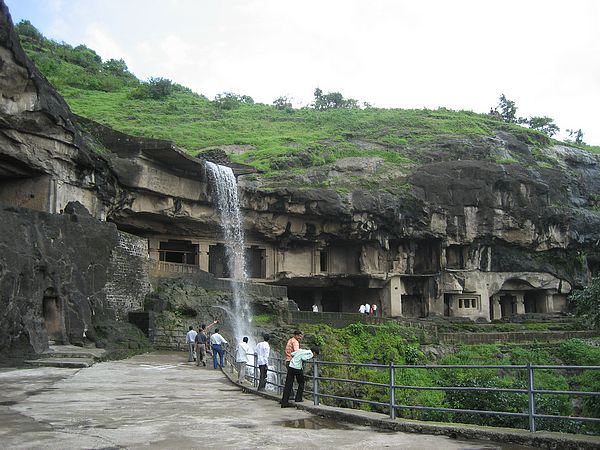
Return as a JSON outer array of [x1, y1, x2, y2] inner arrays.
[[213, 92, 254, 110], [313, 88, 359, 110], [493, 94, 518, 123], [525, 116, 560, 137], [566, 128, 584, 145], [14, 20, 44, 44], [273, 96, 293, 110]]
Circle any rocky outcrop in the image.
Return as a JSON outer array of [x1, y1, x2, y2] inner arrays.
[[0, 204, 119, 359], [2, 0, 600, 358]]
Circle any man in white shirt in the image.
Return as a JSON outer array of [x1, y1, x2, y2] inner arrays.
[[235, 337, 251, 383], [364, 303, 371, 316], [255, 334, 270, 391], [185, 326, 197, 362], [209, 328, 228, 369], [359, 304, 366, 314], [312, 304, 319, 312]]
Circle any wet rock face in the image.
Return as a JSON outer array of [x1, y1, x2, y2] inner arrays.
[[0, 205, 120, 361]]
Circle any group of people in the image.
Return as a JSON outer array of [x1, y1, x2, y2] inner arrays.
[[185, 320, 229, 369], [188, 326, 318, 407], [358, 302, 378, 317], [231, 333, 272, 387]]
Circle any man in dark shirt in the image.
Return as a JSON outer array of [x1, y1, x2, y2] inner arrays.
[[195, 320, 217, 367], [195, 325, 208, 366]]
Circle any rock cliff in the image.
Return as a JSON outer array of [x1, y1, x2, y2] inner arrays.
[[1, 0, 600, 357]]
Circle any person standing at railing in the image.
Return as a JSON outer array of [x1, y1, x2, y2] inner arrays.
[[359, 304, 366, 314], [285, 331, 302, 366], [255, 334, 270, 391], [185, 326, 197, 362], [235, 337, 251, 383], [210, 328, 228, 369], [284, 330, 303, 398], [281, 346, 320, 408]]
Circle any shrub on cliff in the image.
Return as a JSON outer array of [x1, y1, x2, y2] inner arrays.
[[569, 276, 600, 329]]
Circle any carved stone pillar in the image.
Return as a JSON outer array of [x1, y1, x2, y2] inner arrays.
[[514, 293, 525, 315], [492, 294, 502, 320], [544, 293, 555, 313], [198, 243, 210, 271], [388, 276, 403, 317]]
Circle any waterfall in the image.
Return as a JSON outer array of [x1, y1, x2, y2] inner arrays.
[[205, 161, 252, 345]]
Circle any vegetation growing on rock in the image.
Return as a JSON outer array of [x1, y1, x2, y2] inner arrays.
[[301, 322, 600, 433], [14, 21, 600, 195]]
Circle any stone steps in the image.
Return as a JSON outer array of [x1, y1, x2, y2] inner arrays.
[[24, 344, 106, 369], [25, 357, 95, 368]]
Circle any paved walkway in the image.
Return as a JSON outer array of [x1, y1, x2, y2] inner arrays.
[[0, 352, 533, 449]]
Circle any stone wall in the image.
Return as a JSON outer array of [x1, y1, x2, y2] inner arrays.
[[103, 232, 152, 320], [439, 330, 597, 345]]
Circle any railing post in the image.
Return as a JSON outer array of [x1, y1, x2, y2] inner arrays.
[[313, 359, 320, 406], [389, 360, 396, 420], [527, 363, 536, 432], [277, 358, 282, 394], [253, 353, 258, 388]]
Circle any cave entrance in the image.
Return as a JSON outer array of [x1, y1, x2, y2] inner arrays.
[[500, 294, 515, 317], [524, 290, 550, 313], [209, 243, 230, 278], [245, 246, 266, 279], [402, 295, 424, 318], [43, 289, 63, 344]]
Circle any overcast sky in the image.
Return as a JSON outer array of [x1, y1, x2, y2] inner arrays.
[[6, 0, 600, 145]]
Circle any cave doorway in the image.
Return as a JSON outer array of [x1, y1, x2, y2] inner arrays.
[[43, 289, 64, 344], [524, 291, 538, 313], [402, 295, 424, 318], [500, 294, 515, 317], [245, 246, 266, 279], [209, 243, 230, 278]]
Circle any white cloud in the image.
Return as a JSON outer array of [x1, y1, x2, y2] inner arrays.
[[85, 24, 131, 63]]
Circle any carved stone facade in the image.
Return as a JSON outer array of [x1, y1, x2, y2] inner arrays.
[[1, 0, 600, 360]]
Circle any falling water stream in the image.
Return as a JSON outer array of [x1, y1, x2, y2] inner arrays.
[[205, 161, 252, 345]]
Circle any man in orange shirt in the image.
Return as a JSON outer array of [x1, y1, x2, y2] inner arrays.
[[285, 330, 303, 366]]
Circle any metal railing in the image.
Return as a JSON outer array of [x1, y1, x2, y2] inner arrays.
[[223, 349, 600, 433]]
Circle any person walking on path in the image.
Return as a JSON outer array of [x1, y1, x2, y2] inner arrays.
[[210, 328, 228, 369], [185, 326, 197, 362], [281, 346, 320, 408], [195, 320, 218, 367], [255, 334, 270, 391], [235, 337, 251, 383]]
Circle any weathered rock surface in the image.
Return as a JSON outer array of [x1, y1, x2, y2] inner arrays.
[[0, 204, 118, 359], [2, 0, 600, 357]]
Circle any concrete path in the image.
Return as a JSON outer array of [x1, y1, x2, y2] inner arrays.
[[0, 351, 530, 449]]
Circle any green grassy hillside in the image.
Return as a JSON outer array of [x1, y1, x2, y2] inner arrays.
[[15, 20, 600, 185]]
